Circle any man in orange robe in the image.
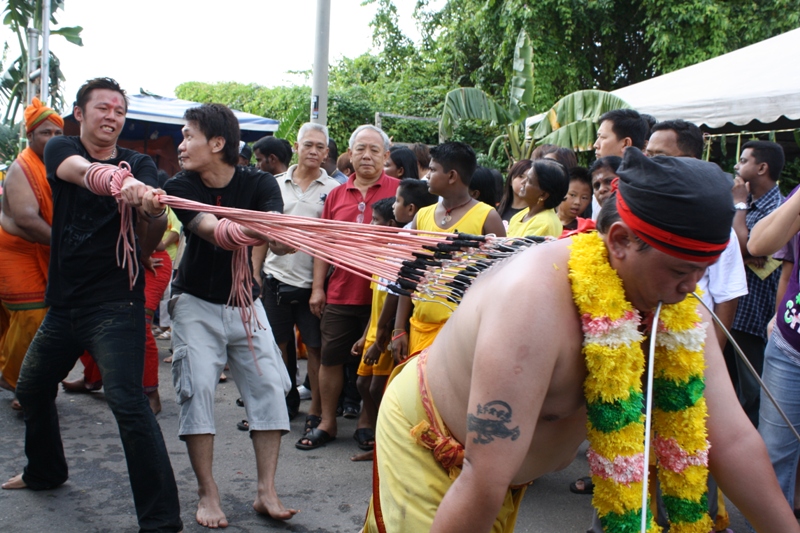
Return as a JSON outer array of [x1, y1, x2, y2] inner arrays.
[[0, 98, 63, 409]]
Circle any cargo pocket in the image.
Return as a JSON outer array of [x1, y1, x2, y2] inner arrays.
[[171, 345, 193, 404]]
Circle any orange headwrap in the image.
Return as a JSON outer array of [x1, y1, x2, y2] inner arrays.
[[24, 97, 64, 133]]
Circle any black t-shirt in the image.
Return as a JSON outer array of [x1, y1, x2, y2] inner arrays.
[[165, 166, 283, 304], [44, 136, 157, 307]]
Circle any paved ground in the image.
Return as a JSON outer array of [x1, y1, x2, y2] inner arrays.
[[0, 339, 753, 532]]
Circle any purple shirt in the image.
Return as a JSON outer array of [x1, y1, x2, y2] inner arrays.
[[776, 186, 800, 352]]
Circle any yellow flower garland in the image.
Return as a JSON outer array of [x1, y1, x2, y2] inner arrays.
[[568, 232, 712, 533]]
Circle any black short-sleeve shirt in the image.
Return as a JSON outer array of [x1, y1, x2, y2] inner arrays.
[[164, 166, 283, 304], [44, 136, 158, 307]]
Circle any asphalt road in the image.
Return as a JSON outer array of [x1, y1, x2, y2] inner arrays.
[[0, 339, 753, 532]]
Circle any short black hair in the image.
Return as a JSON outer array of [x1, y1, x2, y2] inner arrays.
[[328, 138, 339, 161], [532, 159, 569, 210], [641, 113, 657, 140], [430, 141, 477, 185], [75, 77, 128, 112], [469, 166, 502, 207], [397, 178, 438, 210], [184, 104, 240, 166], [589, 155, 623, 176], [253, 136, 293, 167], [568, 166, 591, 188], [389, 146, 420, 180], [371, 197, 396, 224], [650, 120, 704, 159], [742, 140, 785, 181], [599, 109, 647, 149]]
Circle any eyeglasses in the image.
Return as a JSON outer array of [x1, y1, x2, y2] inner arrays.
[[356, 201, 366, 223]]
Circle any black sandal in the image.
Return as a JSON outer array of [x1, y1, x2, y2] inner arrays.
[[296, 428, 335, 450], [304, 414, 321, 434], [353, 428, 375, 451], [237, 419, 249, 431]]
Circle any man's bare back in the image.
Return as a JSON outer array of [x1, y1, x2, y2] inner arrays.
[[426, 238, 588, 485]]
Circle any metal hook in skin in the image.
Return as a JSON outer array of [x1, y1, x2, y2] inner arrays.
[[692, 292, 800, 444], [641, 301, 662, 533]]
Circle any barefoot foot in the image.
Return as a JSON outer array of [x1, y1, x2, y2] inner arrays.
[[2, 474, 27, 490], [253, 491, 298, 521], [196, 487, 228, 529], [61, 378, 101, 393], [350, 450, 374, 462]]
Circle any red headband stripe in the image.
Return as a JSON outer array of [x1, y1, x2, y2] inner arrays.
[[616, 193, 727, 261]]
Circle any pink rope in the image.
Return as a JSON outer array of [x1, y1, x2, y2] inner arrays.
[[84, 162, 139, 289], [214, 219, 266, 372]]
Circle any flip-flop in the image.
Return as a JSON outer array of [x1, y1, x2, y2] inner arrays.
[[353, 428, 375, 451], [236, 398, 244, 407], [569, 476, 594, 495], [10, 398, 22, 411], [304, 414, 321, 435], [296, 428, 335, 450], [237, 419, 249, 431]]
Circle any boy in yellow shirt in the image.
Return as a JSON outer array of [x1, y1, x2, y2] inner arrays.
[[392, 142, 506, 359]]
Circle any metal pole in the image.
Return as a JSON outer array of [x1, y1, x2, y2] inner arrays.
[[40, 0, 51, 105], [310, 0, 330, 125], [26, 27, 40, 105]]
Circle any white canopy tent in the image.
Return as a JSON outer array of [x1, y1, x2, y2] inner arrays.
[[611, 28, 800, 128]]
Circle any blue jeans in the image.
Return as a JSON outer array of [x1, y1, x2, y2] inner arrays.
[[16, 301, 182, 533], [758, 333, 800, 507]]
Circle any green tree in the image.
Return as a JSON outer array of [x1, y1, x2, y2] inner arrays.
[[1, 0, 83, 124]]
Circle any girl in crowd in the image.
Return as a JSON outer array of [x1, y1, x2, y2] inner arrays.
[[497, 159, 533, 224], [506, 159, 569, 238], [384, 146, 419, 180]]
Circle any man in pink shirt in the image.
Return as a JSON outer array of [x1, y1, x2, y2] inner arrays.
[[297, 125, 400, 451]]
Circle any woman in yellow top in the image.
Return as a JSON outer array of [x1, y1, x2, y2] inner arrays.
[[507, 158, 569, 238]]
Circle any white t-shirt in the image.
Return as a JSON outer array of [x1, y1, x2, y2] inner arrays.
[[697, 228, 748, 308]]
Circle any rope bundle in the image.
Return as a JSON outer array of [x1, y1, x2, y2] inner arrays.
[[83, 162, 138, 289]]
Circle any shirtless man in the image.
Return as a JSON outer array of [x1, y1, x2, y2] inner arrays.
[[364, 148, 800, 533]]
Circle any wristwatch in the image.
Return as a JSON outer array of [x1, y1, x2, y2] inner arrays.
[[734, 202, 748, 211]]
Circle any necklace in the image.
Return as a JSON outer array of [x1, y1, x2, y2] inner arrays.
[[99, 146, 118, 161], [440, 198, 472, 226], [568, 232, 711, 533]]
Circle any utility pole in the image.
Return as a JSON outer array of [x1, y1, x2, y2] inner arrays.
[[26, 28, 40, 105], [40, 0, 51, 105], [310, 0, 330, 126]]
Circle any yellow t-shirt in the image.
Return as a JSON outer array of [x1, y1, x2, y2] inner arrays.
[[412, 201, 494, 325], [163, 207, 183, 262], [507, 207, 562, 238]]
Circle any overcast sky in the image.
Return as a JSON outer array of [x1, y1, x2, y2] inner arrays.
[[1, 0, 427, 108]]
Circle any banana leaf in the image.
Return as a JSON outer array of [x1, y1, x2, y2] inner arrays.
[[536, 118, 601, 152], [508, 30, 533, 120], [439, 87, 512, 141], [531, 90, 631, 141]]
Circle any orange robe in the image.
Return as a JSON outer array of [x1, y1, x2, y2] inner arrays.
[[0, 148, 52, 388]]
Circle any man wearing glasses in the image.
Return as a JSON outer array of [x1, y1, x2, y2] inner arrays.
[[299, 125, 400, 450]]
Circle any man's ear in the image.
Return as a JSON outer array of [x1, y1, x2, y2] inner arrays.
[[210, 136, 225, 154], [606, 221, 634, 259], [73, 105, 83, 122], [622, 137, 634, 149]]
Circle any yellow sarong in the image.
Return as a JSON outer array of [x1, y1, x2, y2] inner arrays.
[[0, 304, 47, 388], [364, 351, 525, 533]]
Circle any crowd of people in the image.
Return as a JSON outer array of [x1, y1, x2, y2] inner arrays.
[[0, 76, 799, 533]]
